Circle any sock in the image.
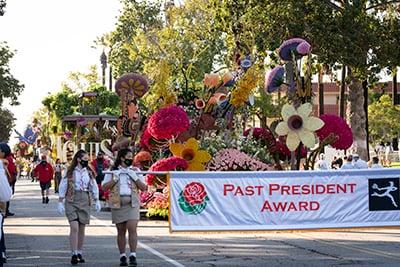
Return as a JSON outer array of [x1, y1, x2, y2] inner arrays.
[[77, 250, 82, 255], [72, 251, 77, 256], [129, 252, 136, 257], [120, 253, 126, 258]]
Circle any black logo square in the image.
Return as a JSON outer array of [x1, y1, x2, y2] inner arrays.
[[369, 178, 400, 211]]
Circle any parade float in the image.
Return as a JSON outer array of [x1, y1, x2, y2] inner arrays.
[[108, 38, 354, 219]]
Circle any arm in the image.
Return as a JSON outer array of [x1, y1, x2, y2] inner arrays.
[[135, 178, 148, 192], [101, 173, 116, 191], [58, 176, 68, 202]]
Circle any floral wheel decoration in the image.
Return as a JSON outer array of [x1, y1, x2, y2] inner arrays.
[[114, 73, 149, 98]]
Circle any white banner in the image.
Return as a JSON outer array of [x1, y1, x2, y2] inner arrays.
[[169, 169, 400, 231]]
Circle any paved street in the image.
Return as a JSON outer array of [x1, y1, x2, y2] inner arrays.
[[2, 180, 400, 267]]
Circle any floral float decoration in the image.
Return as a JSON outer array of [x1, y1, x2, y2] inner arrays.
[[207, 149, 274, 171], [145, 157, 188, 187], [275, 103, 324, 151], [265, 38, 353, 169], [113, 73, 149, 152], [169, 138, 211, 171]]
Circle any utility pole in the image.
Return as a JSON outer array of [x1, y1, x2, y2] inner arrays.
[[339, 66, 346, 118]]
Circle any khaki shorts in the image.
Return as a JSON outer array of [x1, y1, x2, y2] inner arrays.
[[65, 191, 90, 225]]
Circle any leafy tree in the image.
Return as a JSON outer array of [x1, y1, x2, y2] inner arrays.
[[211, 0, 400, 160], [0, 42, 24, 105], [368, 94, 400, 143], [0, 107, 15, 141], [105, 0, 225, 108]]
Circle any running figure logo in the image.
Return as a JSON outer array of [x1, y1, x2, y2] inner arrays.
[[369, 178, 400, 211]]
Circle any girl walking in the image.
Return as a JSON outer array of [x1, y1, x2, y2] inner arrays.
[[102, 148, 147, 267], [58, 150, 101, 265]]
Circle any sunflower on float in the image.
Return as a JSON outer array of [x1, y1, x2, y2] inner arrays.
[[169, 138, 211, 171]]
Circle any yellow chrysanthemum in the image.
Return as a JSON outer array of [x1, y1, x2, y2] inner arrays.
[[230, 67, 258, 107], [275, 103, 324, 151], [169, 138, 211, 171]]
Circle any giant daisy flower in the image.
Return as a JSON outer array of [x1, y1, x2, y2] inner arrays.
[[275, 103, 324, 151], [169, 138, 211, 171]]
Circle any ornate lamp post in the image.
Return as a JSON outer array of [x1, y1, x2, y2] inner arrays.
[[0, 0, 6, 16], [100, 50, 107, 87]]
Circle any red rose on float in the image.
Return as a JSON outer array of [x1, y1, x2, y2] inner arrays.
[[182, 182, 207, 205]]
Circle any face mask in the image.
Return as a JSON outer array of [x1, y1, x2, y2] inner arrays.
[[80, 160, 89, 168], [124, 159, 133, 166]]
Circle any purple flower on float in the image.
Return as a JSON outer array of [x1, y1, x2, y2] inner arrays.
[[297, 41, 311, 55], [278, 38, 311, 61], [240, 56, 252, 70], [264, 66, 285, 93]]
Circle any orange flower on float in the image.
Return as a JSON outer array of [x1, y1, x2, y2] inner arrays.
[[222, 72, 234, 85], [204, 73, 220, 88], [195, 99, 205, 109], [134, 151, 152, 167], [208, 93, 227, 105], [169, 138, 211, 171]]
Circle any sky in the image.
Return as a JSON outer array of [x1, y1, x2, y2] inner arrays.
[[0, 0, 121, 145]]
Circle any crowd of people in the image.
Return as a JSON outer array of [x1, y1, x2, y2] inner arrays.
[[315, 153, 383, 170]]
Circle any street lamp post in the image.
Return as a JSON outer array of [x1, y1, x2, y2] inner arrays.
[[0, 0, 6, 16], [100, 50, 107, 87]]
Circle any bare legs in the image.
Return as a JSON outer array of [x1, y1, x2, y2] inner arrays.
[[69, 221, 86, 252], [116, 220, 139, 253]]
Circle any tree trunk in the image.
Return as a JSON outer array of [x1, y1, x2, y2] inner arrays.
[[318, 68, 324, 116], [339, 66, 346, 118], [346, 68, 368, 160]]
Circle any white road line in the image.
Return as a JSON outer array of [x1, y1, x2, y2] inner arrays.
[[90, 215, 185, 267], [8, 256, 41, 261]]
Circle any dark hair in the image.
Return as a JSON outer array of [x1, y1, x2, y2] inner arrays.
[[112, 148, 132, 170], [0, 142, 11, 158], [67, 150, 88, 177], [372, 156, 379, 164], [56, 158, 61, 164]]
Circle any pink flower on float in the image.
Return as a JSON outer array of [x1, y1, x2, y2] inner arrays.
[[206, 149, 274, 171], [140, 127, 153, 150], [145, 157, 188, 186], [297, 41, 311, 55], [316, 114, 353, 150], [147, 105, 190, 140]]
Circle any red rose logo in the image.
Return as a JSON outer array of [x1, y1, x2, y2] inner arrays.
[[183, 182, 207, 205]]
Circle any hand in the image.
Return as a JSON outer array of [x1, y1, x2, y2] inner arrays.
[[57, 202, 65, 215], [94, 200, 101, 212], [126, 169, 139, 181], [112, 173, 120, 183]]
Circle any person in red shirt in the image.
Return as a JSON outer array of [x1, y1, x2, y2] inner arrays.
[[34, 156, 54, 204], [5, 154, 16, 217]]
